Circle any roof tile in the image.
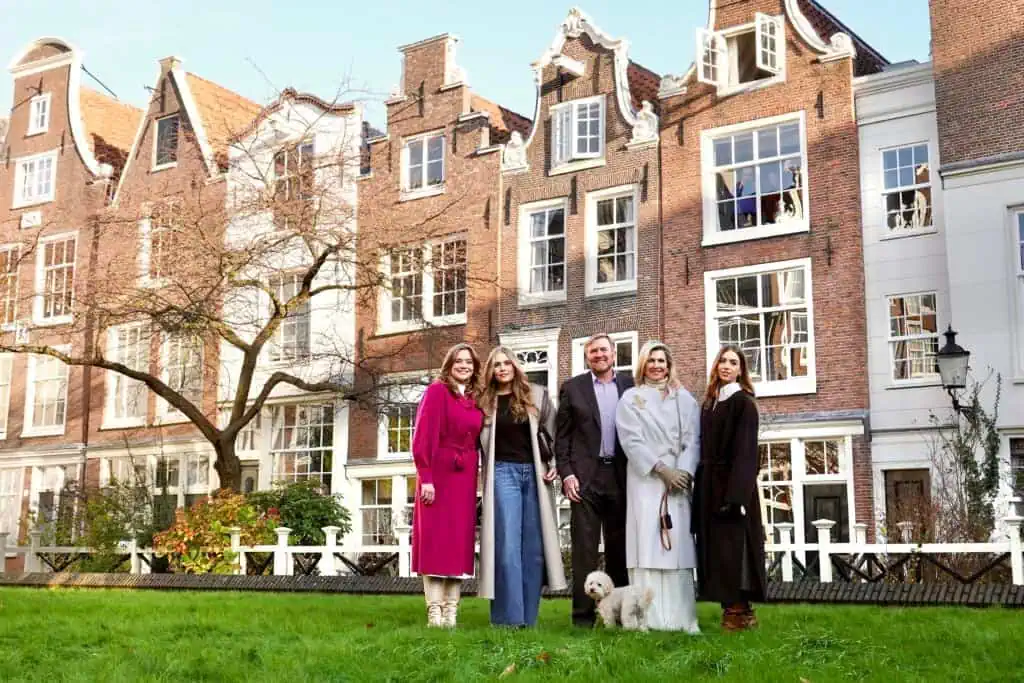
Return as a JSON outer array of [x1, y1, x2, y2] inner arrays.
[[184, 72, 262, 169], [79, 88, 144, 177], [470, 94, 532, 145]]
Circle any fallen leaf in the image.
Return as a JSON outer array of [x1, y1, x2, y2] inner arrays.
[[365, 622, 375, 629], [536, 651, 551, 664], [499, 663, 516, 678]]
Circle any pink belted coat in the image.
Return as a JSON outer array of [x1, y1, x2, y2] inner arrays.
[[411, 381, 484, 577]]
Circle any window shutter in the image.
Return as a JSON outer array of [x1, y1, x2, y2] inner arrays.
[[696, 28, 725, 86], [755, 13, 783, 75]]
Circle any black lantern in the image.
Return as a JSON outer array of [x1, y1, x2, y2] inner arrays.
[[936, 325, 971, 416]]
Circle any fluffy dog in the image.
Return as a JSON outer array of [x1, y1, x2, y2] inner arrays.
[[583, 570, 654, 631]]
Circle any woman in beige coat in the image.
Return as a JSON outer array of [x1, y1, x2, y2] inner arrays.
[[477, 346, 568, 627]]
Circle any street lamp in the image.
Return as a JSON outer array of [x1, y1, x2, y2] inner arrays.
[[936, 325, 971, 416]]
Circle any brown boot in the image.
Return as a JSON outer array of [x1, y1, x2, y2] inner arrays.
[[720, 606, 748, 632], [741, 605, 758, 629]]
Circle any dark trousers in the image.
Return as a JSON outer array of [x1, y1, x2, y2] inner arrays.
[[569, 463, 627, 626]]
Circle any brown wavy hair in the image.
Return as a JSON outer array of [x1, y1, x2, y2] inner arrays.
[[704, 345, 756, 407], [438, 343, 482, 396], [478, 346, 537, 421]]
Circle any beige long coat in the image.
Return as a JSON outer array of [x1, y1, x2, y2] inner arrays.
[[477, 383, 568, 600]]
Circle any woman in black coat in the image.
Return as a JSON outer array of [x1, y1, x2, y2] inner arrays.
[[693, 345, 767, 632]]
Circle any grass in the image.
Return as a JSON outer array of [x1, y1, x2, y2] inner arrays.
[[0, 588, 1020, 682]]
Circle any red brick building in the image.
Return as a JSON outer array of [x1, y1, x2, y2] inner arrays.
[[658, 0, 887, 546]]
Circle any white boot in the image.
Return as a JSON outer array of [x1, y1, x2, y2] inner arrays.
[[423, 576, 444, 627], [441, 579, 461, 628]]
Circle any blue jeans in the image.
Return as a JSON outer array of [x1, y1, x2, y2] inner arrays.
[[491, 461, 544, 626]]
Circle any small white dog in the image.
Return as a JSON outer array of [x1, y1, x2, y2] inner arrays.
[[583, 570, 654, 631]]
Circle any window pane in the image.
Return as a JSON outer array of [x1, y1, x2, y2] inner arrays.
[[548, 209, 564, 235], [779, 124, 800, 155], [757, 127, 778, 158], [734, 133, 754, 163], [427, 136, 443, 161], [714, 138, 732, 166], [597, 199, 614, 226]]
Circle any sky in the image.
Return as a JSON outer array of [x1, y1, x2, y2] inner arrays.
[[1, 0, 932, 130]]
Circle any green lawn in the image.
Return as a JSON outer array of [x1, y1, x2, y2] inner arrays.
[[0, 588, 1019, 682]]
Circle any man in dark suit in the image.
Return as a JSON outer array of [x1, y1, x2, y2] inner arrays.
[[554, 332, 633, 627]]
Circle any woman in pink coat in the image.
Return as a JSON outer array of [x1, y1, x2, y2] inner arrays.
[[411, 342, 484, 628]]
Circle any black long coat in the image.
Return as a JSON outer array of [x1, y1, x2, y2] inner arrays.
[[692, 388, 767, 604]]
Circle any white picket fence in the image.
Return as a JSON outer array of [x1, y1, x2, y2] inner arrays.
[[4, 516, 1023, 585]]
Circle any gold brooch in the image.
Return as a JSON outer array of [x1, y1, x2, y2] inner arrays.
[[633, 394, 646, 409]]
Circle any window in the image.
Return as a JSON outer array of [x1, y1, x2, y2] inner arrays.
[[35, 234, 76, 324], [25, 353, 68, 434], [517, 198, 567, 305], [361, 478, 395, 544], [13, 151, 57, 207], [0, 468, 20, 537], [571, 332, 639, 377], [386, 405, 416, 455], [32, 464, 78, 527], [160, 334, 203, 417], [883, 143, 931, 232], [586, 186, 638, 296], [402, 132, 444, 196], [1011, 438, 1024, 499], [105, 324, 149, 426], [551, 95, 605, 169], [0, 246, 20, 327], [697, 13, 784, 92], [380, 238, 467, 331], [706, 259, 815, 396], [887, 293, 939, 382], [377, 379, 425, 458], [517, 349, 552, 390], [268, 273, 311, 362], [705, 115, 806, 242], [757, 441, 794, 541], [154, 115, 180, 168], [28, 94, 50, 135], [220, 408, 262, 453], [141, 204, 181, 283], [500, 327, 561, 400], [274, 141, 315, 201], [0, 355, 11, 438], [270, 403, 334, 490]]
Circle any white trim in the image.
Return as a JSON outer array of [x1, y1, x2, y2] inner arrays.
[[704, 257, 817, 398], [151, 113, 181, 172], [21, 346, 70, 438], [377, 235, 468, 335], [11, 149, 59, 209], [376, 377, 426, 460], [26, 93, 52, 136], [570, 331, 639, 377], [156, 332, 204, 422], [700, 110, 809, 246], [879, 140, 934, 236], [102, 322, 150, 430], [1010, 209, 1024, 379], [498, 327, 561, 400], [0, 244, 20, 332], [517, 196, 569, 307], [170, 65, 221, 177], [399, 128, 446, 201], [885, 290, 941, 387], [585, 183, 640, 297], [32, 230, 77, 327], [550, 94, 606, 171], [0, 354, 13, 440]]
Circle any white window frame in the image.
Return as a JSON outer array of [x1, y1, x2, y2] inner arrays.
[[378, 235, 467, 334], [704, 257, 817, 398], [881, 142, 933, 235], [156, 333, 204, 424], [701, 111, 809, 246], [696, 13, 786, 95], [0, 467, 21, 538], [571, 331, 639, 377], [103, 323, 150, 429], [498, 327, 560, 401], [27, 93, 51, 136], [517, 197, 569, 306], [585, 183, 639, 297], [0, 245, 21, 330], [22, 346, 70, 437], [0, 354, 12, 440], [33, 231, 76, 327], [400, 129, 445, 201], [152, 114, 180, 171], [550, 95, 606, 174], [269, 402, 336, 490], [266, 272, 312, 364], [12, 150, 58, 209], [1012, 210, 1024, 380], [886, 291, 941, 386], [376, 376, 426, 460]]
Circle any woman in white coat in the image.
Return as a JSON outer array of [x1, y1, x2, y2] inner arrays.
[[614, 340, 701, 633]]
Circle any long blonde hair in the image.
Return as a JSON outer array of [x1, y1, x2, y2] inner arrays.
[[437, 343, 482, 397], [634, 340, 681, 390], [704, 344, 756, 407], [478, 346, 536, 421]]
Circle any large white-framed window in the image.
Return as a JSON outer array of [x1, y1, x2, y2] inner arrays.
[[138, 202, 180, 287], [551, 95, 606, 172], [270, 402, 334, 491], [1010, 437, 1024, 499], [359, 476, 417, 545], [882, 142, 932, 234], [33, 232, 76, 326], [570, 331, 639, 378], [27, 93, 51, 136], [103, 323, 149, 429], [157, 333, 203, 421], [0, 355, 12, 439], [273, 140, 315, 201], [13, 150, 57, 208], [696, 13, 785, 94], [379, 236, 467, 334], [401, 130, 445, 200], [376, 378, 426, 460], [705, 258, 815, 397], [1014, 211, 1024, 378], [0, 468, 21, 538], [103, 453, 215, 518], [31, 463, 79, 527], [585, 184, 638, 297], [499, 327, 561, 401], [887, 292, 940, 384], [701, 112, 808, 246], [153, 114, 180, 170], [267, 272, 311, 363], [23, 350, 69, 437], [0, 245, 20, 328], [517, 197, 568, 306]]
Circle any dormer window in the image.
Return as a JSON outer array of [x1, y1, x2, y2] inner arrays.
[[551, 95, 605, 170], [153, 114, 180, 169], [27, 94, 51, 136], [697, 13, 784, 93], [400, 131, 445, 200]]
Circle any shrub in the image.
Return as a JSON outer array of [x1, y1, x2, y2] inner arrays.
[[247, 479, 351, 545]]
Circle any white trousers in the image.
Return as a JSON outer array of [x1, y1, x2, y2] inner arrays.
[[628, 567, 700, 633]]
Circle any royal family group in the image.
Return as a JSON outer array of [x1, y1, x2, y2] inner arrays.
[[411, 334, 764, 633]]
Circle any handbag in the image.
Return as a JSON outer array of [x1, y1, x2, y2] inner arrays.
[[537, 425, 555, 463]]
